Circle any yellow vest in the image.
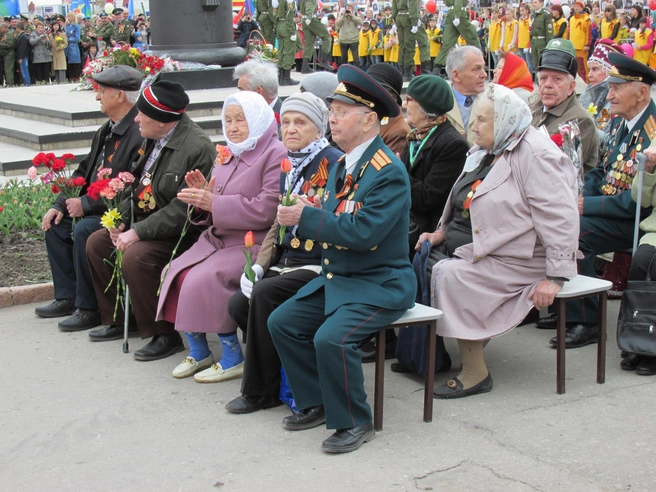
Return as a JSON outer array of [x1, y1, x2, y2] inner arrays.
[[600, 19, 620, 42], [553, 18, 568, 39], [358, 30, 370, 57], [384, 34, 399, 63], [570, 14, 590, 50], [634, 28, 653, 64], [518, 17, 530, 49], [428, 27, 441, 57], [503, 19, 518, 52], [370, 28, 383, 56], [489, 19, 502, 51]]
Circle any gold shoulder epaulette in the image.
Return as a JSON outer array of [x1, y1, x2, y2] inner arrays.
[[645, 115, 656, 143], [370, 149, 392, 171]]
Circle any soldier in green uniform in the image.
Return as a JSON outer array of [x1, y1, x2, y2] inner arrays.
[[269, 65, 416, 454], [298, 0, 334, 73], [434, 0, 480, 75], [274, 0, 300, 86], [0, 22, 16, 86], [257, 0, 276, 45], [392, 0, 419, 81], [530, 0, 554, 76], [414, 17, 431, 75], [80, 17, 97, 53], [96, 13, 114, 50], [110, 8, 132, 46]]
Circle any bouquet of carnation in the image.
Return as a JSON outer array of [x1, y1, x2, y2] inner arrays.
[[246, 38, 278, 63], [558, 120, 585, 196], [86, 167, 136, 320], [32, 152, 86, 199]]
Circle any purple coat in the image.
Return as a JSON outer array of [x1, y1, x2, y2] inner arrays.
[[156, 122, 286, 334]]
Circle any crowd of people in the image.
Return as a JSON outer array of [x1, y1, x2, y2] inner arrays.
[[28, 1, 656, 456], [0, 7, 149, 86]]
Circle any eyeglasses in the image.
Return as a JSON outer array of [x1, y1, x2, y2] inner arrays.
[[328, 108, 375, 120]]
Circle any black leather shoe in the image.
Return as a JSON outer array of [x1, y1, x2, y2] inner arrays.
[[636, 356, 656, 376], [89, 324, 139, 342], [133, 333, 184, 361], [225, 395, 283, 414], [322, 422, 375, 454], [361, 339, 397, 363], [282, 406, 325, 431], [620, 353, 644, 371], [35, 299, 75, 318], [57, 309, 102, 332], [549, 324, 599, 348], [391, 352, 452, 374], [535, 314, 557, 329], [433, 373, 493, 399]]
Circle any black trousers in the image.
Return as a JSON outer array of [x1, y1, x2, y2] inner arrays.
[[629, 244, 656, 280], [227, 268, 318, 397], [340, 42, 359, 67], [45, 215, 101, 310]]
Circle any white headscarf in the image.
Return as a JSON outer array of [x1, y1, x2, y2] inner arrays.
[[463, 83, 532, 171], [221, 91, 275, 157]]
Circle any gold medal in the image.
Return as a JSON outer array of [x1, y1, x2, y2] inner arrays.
[[316, 187, 324, 197], [304, 239, 314, 251], [637, 144, 643, 151], [290, 238, 301, 248], [348, 192, 355, 200], [148, 198, 156, 210], [138, 200, 146, 208], [462, 210, 469, 219], [617, 154, 623, 161]]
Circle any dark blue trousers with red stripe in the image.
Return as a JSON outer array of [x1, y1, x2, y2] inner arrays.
[[565, 215, 635, 324], [269, 288, 404, 430]]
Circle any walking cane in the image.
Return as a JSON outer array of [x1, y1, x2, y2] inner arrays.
[[123, 283, 130, 353], [633, 153, 647, 254]]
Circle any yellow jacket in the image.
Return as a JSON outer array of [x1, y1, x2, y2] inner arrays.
[[518, 17, 530, 49], [600, 18, 620, 42], [502, 19, 518, 52], [489, 19, 502, 52], [570, 14, 591, 50], [358, 29, 370, 57], [428, 27, 441, 57]]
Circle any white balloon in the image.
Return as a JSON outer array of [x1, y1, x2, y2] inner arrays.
[[104, 3, 115, 15]]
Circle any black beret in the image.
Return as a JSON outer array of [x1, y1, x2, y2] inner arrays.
[[93, 65, 144, 91]]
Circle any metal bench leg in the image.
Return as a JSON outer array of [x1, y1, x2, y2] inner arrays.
[[373, 328, 387, 432], [424, 320, 436, 423], [597, 292, 607, 384], [556, 298, 567, 394]]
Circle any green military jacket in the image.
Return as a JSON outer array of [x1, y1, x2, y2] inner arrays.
[[97, 22, 114, 43], [80, 25, 96, 44], [295, 136, 417, 314], [111, 19, 132, 44], [531, 8, 553, 41], [392, 0, 419, 25], [276, 2, 296, 38], [298, 0, 318, 18], [0, 30, 16, 56], [257, 0, 275, 22]]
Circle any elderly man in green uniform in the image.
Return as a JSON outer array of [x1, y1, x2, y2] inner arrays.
[[257, 0, 276, 45], [274, 0, 299, 86], [96, 13, 114, 50], [299, 0, 334, 73], [530, 0, 554, 77], [392, 0, 420, 81], [536, 54, 656, 354], [433, 0, 480, 77], [0, 22, 15, 86], [80, 17, 97, 52], [269, 65, 416, 454], [110, 8, 132, 46]]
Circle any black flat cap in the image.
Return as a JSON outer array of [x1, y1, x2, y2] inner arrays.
[[608, 52, 656, 86], [327, 64, 400, 119], [92, 65, 143, 91]]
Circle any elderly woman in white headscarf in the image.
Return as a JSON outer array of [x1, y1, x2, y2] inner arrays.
[[417, 84, 580, 398], [156, 91, 287, 382]]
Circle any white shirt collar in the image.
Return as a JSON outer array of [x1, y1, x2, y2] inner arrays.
[[345, 136, 377, 175], [626, 104, 649, 132]]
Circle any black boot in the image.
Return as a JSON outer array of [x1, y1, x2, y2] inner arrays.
[[280, 68, 300, 86], [316, 52, 335, 72], [421, 61, 431, 74], [277, 67, 282, 84], [402, 65, 412, 82], [301, 59, 314, 74], [431, 64, 444, 77]]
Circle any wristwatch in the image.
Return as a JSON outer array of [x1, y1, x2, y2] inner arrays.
[[547, 277, 566, 288]]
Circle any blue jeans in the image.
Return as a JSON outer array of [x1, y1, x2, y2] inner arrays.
[[19, 58, 30, 86]]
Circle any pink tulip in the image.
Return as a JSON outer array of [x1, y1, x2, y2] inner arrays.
[[27, 166, 37, 180]]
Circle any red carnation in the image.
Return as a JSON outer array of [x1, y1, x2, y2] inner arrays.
[[551, 134, 564, 148], [61, 153, 76, 161], [86, 178, 110, 201], [51, 159, 67, 172], [51, 184, 61, 194], [32, 152, 47, 166], [73, 177, 87, 187]]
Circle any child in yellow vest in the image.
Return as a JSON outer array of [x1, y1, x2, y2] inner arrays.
[[489, 11, 503, 66], [427, 17, 441, 72], [384, 25, 399, 69], [570, 4, 592, 82], [517, 4, 532, 71], [370, 19, 384, 65], [502, 10, 518, 52], [600, 5, 621, 42], [633, 18, 654, 66], [359, 20, 372, 71]]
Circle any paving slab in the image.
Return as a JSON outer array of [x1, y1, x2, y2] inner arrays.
[[2, 300, 655, 491]]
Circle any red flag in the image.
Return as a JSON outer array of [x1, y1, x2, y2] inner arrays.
[[233, 6, 244, 29]]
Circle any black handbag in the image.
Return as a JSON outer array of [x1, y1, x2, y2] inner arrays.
[[617, 257, 656, 356]]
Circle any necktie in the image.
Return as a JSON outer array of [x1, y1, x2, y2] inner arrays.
[[465, 96, 474, 108]]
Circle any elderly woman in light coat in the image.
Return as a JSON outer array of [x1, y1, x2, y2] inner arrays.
[[419, 84, 580, 398], [156, 91, 286, 382]]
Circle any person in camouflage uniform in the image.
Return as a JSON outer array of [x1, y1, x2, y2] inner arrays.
[[414, 16, 431, 75], [298, 0, 334, 73], [80, 17, 97, 53], [392, 0, 420, 81], [257, 0, 277, 45], [433, 0, 480, 75], [0, 22, 16, 86], [275, 0, 300, 86], [530, 0, 554, 75]]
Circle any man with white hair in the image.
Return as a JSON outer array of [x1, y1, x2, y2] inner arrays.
[[530, 38, 599, 174], [35, 66, 145, 331], [445, 45, 486, 146], [233, 59, 282, 115]]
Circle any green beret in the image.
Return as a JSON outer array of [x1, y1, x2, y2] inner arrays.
[[406, 75, 454, 116]]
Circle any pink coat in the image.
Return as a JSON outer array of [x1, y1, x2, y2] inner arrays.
[[156, 122, 286, 334], [431, 126, 580, 340]]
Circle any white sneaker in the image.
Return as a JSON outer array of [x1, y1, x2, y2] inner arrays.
[[172, 354, 214, 379], [194, 361, 244, 383]]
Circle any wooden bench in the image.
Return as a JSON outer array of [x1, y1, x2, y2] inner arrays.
[[372, 303, 443, 431], [554, 275, 613, 394]]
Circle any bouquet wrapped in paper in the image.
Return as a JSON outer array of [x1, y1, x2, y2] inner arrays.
[[558, 120, 585, 196]]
